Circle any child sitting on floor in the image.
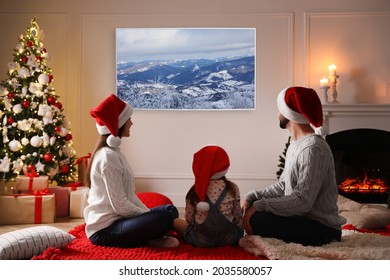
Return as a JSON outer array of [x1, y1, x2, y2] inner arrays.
[[174, 145, 243, 247]]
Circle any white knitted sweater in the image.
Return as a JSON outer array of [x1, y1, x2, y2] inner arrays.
[[84, 146, 149, 238], [246, 134, 346, 230]]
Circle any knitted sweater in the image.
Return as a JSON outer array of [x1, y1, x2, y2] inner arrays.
[[84, 146, 149, 238], [245, 134, 346, 230]]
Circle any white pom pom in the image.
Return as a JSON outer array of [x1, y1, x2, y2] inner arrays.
[[196, 201, 210, 212], [314, 125, 329, 136], [107, 135, 121, 148]]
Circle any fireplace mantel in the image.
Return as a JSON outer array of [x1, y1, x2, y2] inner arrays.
[[322, 104, 390, 133]]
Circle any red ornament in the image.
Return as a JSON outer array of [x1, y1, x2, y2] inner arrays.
[[47, 96, 57, 105], [55, 102, 63, 110], [22, 56, 28, 63], [65, 134, 72, 141], [54, 126, 61, 133], [27, 164, 36, 172], [41, 48, 47, 54], [22, 100, 30, 108], [7, 116, 14, 125], [27, 41, 33, 48], [7, 92, 15, 99], [48, 74, 54, 83], [43, 153, 54, 162], [60, 165, 70, 174]]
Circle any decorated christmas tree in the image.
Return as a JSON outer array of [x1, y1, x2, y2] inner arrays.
[[0, 18, 76, 186], [276, 136, 291, 179]]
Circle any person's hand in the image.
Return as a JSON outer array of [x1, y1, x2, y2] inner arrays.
[[240, 198, 251, 215], [242, 206, 256, 235]]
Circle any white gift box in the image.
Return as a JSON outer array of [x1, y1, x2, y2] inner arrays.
[[69, 186, 89, 218]]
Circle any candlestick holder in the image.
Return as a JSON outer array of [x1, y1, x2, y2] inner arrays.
[[319, 85, 330, 104], [328, 74, 340, 103]]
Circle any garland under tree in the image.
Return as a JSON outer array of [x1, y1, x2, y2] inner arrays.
[[0, 18, 76, 186]]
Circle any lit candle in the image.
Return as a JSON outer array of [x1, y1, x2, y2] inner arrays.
[[320, 77, 329, 87], [328, 64, 337, 76]]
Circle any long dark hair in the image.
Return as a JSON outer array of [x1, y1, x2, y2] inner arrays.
[[185, 176, 238, 206], [85, 124, 128, 187]]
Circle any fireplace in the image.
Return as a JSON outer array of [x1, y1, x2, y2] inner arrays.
[[326, 128, 390, 204]]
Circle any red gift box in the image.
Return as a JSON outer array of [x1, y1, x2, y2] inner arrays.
[[48, 186, 70, 217]]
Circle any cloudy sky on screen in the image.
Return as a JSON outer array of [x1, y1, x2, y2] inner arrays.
[[116, 28, 255, 62]]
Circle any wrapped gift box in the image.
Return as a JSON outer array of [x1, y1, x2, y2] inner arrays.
[[69, 186, 89, 218], [15, 175, 49, 192], [76, 153, 91, 184], [0, 193, 55, 225], [48, 186, 70, 217]]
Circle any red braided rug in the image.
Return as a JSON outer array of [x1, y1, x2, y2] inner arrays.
[[32, 223, 264, 260]]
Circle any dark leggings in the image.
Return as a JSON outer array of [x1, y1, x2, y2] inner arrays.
[[250, 212, 342, 246], [89, 204, 179, 248]]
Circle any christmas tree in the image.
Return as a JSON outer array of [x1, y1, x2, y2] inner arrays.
[[276, 136, 290, 179], [0, 18, 76, 186]]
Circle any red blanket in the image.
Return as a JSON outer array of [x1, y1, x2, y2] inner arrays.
[[32, 223, 264, 260]]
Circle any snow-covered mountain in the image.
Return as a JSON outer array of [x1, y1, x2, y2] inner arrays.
[[116, 56, 255, 109]]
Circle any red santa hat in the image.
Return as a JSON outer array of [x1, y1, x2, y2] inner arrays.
[[277, 86, 328, 135], [192, 145, 230, 212], [90, 94, 133, 147]]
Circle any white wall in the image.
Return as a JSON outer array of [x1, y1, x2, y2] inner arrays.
[[1, 0, 389, 206]]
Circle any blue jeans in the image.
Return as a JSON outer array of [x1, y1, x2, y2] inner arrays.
[[89, 204, 179, 248]]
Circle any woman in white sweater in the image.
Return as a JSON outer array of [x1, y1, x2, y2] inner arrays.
[[84, 94, 179, 248]]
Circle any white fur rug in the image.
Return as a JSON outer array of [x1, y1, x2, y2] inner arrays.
[[239, 230, 390, 260]]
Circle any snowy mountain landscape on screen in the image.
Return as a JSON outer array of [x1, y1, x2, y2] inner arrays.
[[117, 55, 255, 110]]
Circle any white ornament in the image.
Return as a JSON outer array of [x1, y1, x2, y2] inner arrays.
[[12, 104, 23, 114], [17, 119, 32, 131], [30, 135, 43, 147], [0, 154, 10, 172], [21, 137, 29, 146], [58, 127, 68, 137], [35, 161, 45, 172], [18, 67, 30, 78], [12, 159, 24, 173], [49, 136, 56, 146], [22, 86, 28, 96], [38, 73, 49, 85], [29, 82, 43, 96], [9, 140, 22, 152], [42, 133, 49, 147]]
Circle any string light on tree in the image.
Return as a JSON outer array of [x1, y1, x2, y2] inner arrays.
[[0, 18, 76, 185]]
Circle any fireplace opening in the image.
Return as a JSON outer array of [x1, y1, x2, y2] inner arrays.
[[326, 128, 390, 204]]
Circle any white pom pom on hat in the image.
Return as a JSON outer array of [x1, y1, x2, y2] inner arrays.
[[277, 86, 329, 136], [90, 94, 133, 148], [192, 145, 230, 212]]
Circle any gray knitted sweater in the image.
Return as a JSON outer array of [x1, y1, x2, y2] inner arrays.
[[246, 134, 346, 230]]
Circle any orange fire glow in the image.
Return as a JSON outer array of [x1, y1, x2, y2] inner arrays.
[[338, 176, 389, 194]]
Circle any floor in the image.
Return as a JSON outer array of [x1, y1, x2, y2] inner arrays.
[[0, 217, 85, 235], [0, 208, 185, 235]]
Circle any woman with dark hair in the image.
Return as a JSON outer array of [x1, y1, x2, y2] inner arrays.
[[84, 94, 179, 248]]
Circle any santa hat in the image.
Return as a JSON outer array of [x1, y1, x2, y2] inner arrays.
[[277, 86, 328, 136], [192, 145, 230, 212], [90, 94, 133, 147]]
